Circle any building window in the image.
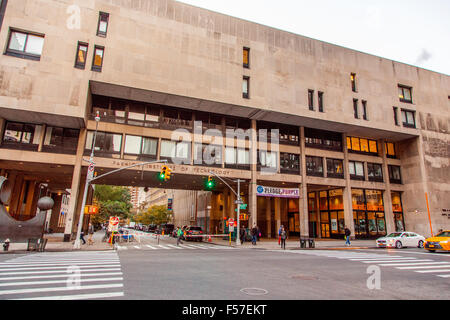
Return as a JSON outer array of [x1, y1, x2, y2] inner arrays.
[[5, 29, 45, 61], [318, 92, 324, 112], [362, 100, 368, 120], [398, 85, 412, 103], [243, 76, 249, 99], [92, 46, 105, 72], [388, 165, 402, 184], [160, 140, 191, 164], [243, 47, 250, 68], [305, 128, 342, 152], [43, 127, 79, 154], [392, 192, 405, 232], [258, 150, 278, 171], [280, 153, 300, 174], [225, 148, 250, 170], [393, 107, 399, 126], [353, 99, 359, 119], [124, 135, 158, 160], [349, 161, 365, 180], [258, 121, 299, 146], [347, 136, 378, 155], [306, 156, 324, 177], [1, 121, 43, 151], [97, 12, 109, 37], [385, 142, 396, 158], [74, 42, 88, 69], [194, 144, 222, 167], [351, 73, 357, 92], [367, 163, 383, 182], [0, 0, 7, 31], [401, 109, 416, 128], [326, 158, 344, 179], [308, 90, 314, 110], [85, 131, 122, 158]]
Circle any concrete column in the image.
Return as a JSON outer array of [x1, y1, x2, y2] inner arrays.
[[299, 127, 309, 237], [315, 191, 321, 238], [266, 197, 272, 238], [380, 140, 395, 234], [0, 118, 5, 147], [249, 119, 258, 228], [274, 197, 281, 236], [342, 134, 355, 238], [63, 129, 87, 242]]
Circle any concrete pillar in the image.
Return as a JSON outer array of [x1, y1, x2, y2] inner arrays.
[[266, 197, 272, 238], [0, 118, 5, 148], [342, 134, 356, 238], [380, 140, 395, 234], [249, 119, 258, 228], [63, 129, 87, 242], [299, 127, 309, 237]]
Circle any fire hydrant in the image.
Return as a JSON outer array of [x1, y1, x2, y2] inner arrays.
[[3, 239, 10, 252]]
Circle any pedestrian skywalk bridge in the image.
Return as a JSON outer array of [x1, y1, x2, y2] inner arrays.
[[115, 243, 236, 251], [0, 251, 124, 300], [269, 249, 450, 280]]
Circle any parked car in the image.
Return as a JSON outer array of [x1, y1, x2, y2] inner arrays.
[[376, 232, 425, 249], [424, 230, 450, 253], [183, 226, 204, 242], [159, 223, 174, 236], [147, 224, 157, 233]]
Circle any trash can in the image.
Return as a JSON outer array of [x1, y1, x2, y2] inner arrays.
[[300, 238, 307, 248], [308, 238, 315, 248]]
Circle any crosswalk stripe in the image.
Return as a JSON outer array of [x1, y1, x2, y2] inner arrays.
[[0, 268, 122, 276], [6, 258, 120, 263], [0, 265, 121, 272], [185, 244, 208, 249], [349, 257, 412, 261], [166, 245, 183, 249], [15, 291, 125, 300], [158, 245, 171, 250], [178, 245, 195, 249], [0, 277, 124, 287], [133, 246, 141, 249], [0, 283, 123, 295], [360, 259, 432, 264], [145, 245, 157, 250], [415, 269, 450, 273], [116, 246, 127, 250], [0, 272, 123, 281], [0, 262, 120, 268], [438, 275, 450, 278], [396, 264, 450, 270], [377, 261, 447, 267]]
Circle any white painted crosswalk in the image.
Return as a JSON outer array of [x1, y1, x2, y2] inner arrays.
[[115, 243, 235, 251], [0, 251, 124, 300], [269, 249, 450, 279]]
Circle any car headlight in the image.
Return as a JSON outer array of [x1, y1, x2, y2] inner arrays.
[[440, 240, 449, 244]]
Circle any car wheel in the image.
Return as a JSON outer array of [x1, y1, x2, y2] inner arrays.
[[418, 240, 424, 248], [395, 241, 403, 249]]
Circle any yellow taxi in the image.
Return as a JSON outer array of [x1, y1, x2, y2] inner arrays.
[[424, 230, 450, 252]]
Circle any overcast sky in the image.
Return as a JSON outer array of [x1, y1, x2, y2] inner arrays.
[[177, 0, 450, 76]]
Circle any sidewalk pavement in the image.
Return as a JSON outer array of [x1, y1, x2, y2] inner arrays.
[[0, 231, 114, 254]]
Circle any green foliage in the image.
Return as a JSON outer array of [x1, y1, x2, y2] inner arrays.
[[91, 185, 132, 224], [135, 205, 171, 225]]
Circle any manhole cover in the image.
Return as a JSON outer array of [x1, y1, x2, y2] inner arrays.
[[291, 274, 319, 280], [240, 288, 269, 296]]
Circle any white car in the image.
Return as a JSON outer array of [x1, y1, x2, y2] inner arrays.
[[376, 232, 425, 249]]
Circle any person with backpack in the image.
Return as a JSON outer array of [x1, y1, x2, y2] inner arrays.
[[280, 226, 287, 250], [239, 226, 246, 245], [278, 225, 283, 246], [344, 227, 351, 246], [176, 227, 184, 246], [251, 224, 259, 245]]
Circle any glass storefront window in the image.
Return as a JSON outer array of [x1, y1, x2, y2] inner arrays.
[[308, 192, 316, 212], [329, 189, 343, 210], [352, 189, 366, 211], [365, 190, 384, 212], [392, 192, 405, 232], [319, 191, 328, 211]]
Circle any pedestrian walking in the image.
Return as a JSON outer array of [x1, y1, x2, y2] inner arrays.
[[280, 226, 287, 250], [87, 223, 95, 245], [251, 224, 258, 245], [344, 227, 351, 246], [80, 231, 86, 245], [240, 226, 246, 245], [278, 225, 283, 246], [177, 227, 184, 246]]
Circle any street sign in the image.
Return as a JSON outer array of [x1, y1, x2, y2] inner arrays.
[[84, 205, 99, 215], [234, 199, 244, 205]]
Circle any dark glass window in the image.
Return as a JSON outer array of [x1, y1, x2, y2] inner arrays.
[[74, 42, 88, 69], [351, 73, 357, 92], [318, 92, 324, 112], [2, 122, 42, 151], [367, 163, 383, 182], [353, 99, 359, 119], [5, 28, 45, 61], [398, 85, 412, 103], [306, 156, 324, 177], [97, 12, 109, 37], [258, 121, 299, 146], [43, 127, 79, 154], [280, 153, 300, 174], [362, 100, 368, 120], [388, 165, 402, 184], [349, 161, 365, 180], [326, 158, 344, 179], [92, 45, 104, 72], [308, 90, 314, 110], [243, 76, 249, 99], [393, 107, 399, 126], [401, 109, 416, 128], [85, 131, 122, 157], [0, 0, 8, 31], [305, 128, 342, 151]]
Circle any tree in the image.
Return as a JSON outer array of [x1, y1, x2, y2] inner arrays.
[[135, 205, 171, 225], [90, 185, 132, 225]]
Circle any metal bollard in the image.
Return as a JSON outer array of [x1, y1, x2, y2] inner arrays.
[[3, 239, 10, 251]]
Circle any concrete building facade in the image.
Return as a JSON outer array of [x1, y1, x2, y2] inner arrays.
[[0, 0, 448, 241]]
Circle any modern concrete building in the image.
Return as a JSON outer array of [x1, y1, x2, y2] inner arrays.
[[0, 0, 448, 242]]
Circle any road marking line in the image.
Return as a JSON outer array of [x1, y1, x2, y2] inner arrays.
[[0, 283, 123, 295], [0, 262, 120, 268], [437, 275, 450, 278], [14, 291, 125, 300], [166, 245, 183, 249], [158, 245, 171, 250], [116, 246, 127, 250], [0, 272, 123, 281], [415, 269, 450, 273], [145, 245, 157, 250], [396, 264, 450, 270], [0, 268, 122, 276], [178, 245, 195, 250], [133, 246, 141, 249], [10, 256, 119, 261], [361, 259, 433, 264], [0, 265, 121, 272], [0, 277, 124, 287], [377, 262, 447, 267], [349, 257, 412, 261], [185, 244, 208, 249]]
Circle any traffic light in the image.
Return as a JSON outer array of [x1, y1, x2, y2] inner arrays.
[[159, 166, 167, 181], [205, 176, 216, 190], [165, 166, 172, 180]]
